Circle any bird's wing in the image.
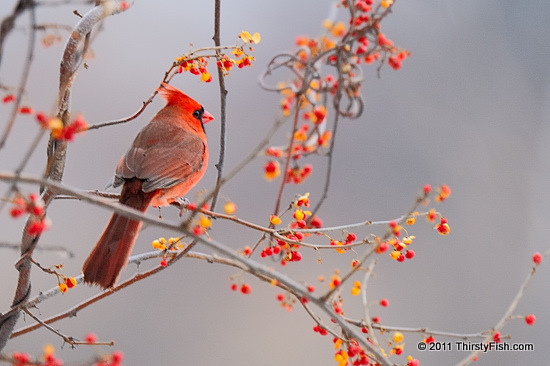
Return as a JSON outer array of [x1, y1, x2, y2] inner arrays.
[[114, 122, 206, 192]]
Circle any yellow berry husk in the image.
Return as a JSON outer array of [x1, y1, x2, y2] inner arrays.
[[224, 201, 237, 215], [270, 215, 282, 225], [199, 215, 212, 228], [393, 331, 404, 343]]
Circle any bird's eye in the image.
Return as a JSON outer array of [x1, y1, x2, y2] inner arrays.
[[193, 109, 202, 120]]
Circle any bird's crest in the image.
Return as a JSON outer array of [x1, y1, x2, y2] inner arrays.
[[157, 82, 201, 111]]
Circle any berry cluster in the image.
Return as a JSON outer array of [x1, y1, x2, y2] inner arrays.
[[58, 276, 77, 293], [333, 338, 370, 366], [10, 193, 50, 236], [3, 94, 89, 141], [175, 31, 260, 83], [261, 1, 410, 187]]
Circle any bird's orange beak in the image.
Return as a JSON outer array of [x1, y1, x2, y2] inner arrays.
[[203, 110, 214, 124]]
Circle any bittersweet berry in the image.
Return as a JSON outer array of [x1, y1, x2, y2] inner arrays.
[[525, 314, 536, 326], [85, 333, 97, 343], [376, 241, 389, 254]]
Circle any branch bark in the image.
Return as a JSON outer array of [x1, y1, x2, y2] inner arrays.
[[0, 0, 132, 353]]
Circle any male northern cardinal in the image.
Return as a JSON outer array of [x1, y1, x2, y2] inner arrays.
[[82, 83, 214, 288]]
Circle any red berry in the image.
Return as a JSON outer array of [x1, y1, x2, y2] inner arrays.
[[372, 316, 380, 323], [85, 333, 97, 343], [388, 55, 402, 70], [380, 298, 389, 307], [525, 314, 536, 326], [2, 94, 16, 103], [356, 45, 367, 55], [9, 207, 25, 218], [27, 220, 47, 235], [240, 283, 252, 294], [405, 250, 415, 259], [230, 283, 238, 291], [160, 258, 168, 267], [265, 161, 278, 173], [291, 251, 302, 262], [112, 351, 124, 363], [346, 233, 357, 242], [310, 216, 323, 228], [376, 241, 389, 254], [423, 184, 432, 194], [533, 252, 542, 265], [276, 293, 284, 301], [361, 327, 368, 333], [19, 106, 33, 114]]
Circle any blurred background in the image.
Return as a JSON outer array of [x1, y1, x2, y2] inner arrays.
[[0, 0, 549, 365]]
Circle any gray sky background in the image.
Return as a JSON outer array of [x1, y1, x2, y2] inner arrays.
[[1, 1, 549, 365]]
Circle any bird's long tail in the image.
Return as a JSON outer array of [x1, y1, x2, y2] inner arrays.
[[82, 178, 156, 288]]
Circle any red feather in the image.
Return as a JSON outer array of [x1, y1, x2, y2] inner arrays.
[[82, 83, 213, 288]]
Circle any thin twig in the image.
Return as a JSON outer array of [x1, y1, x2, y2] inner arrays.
[[209, 0, 227, 212]]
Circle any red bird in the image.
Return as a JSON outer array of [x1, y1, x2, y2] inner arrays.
[[82, 83, 214, 288]]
